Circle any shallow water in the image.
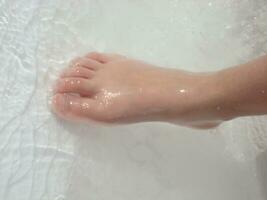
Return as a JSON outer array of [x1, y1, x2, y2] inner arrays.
[[0, 0, 267, 199]]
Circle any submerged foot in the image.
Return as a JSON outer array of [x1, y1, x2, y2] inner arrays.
[[51, 52, 222, 129]]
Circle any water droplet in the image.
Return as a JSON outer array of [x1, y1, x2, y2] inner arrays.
[[179, 89, 186, 94], [216, 106, 221, 111], [82, 102, 90, 109]]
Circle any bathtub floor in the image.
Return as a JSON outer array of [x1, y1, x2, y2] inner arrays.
[[0, 0, 267, 199]]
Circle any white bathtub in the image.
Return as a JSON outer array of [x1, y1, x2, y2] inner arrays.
[[0, 0, 266, 199]]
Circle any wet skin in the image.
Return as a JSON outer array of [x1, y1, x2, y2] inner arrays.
[[51, 52, 221, 129], [51, 52, 267, 129]]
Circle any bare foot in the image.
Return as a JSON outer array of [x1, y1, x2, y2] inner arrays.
[[51, 52, 222, 129]]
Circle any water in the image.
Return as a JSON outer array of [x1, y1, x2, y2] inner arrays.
[[0, 0, 267, 199]]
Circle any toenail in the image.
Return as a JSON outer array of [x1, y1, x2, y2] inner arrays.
[[58, 94, 70, 112]]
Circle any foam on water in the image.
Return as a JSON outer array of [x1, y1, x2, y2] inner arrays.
[[0, 0, 267, 199]]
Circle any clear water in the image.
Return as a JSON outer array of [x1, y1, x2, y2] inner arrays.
[[0, 0, 267, 199]]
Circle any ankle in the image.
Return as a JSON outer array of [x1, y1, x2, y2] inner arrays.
[[171, 71, 229, 124]]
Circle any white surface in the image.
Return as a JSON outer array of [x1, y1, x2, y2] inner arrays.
[[0, 0, 267, 199]]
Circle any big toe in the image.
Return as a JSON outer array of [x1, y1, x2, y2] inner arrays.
[[50, 93, 97, 121]]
